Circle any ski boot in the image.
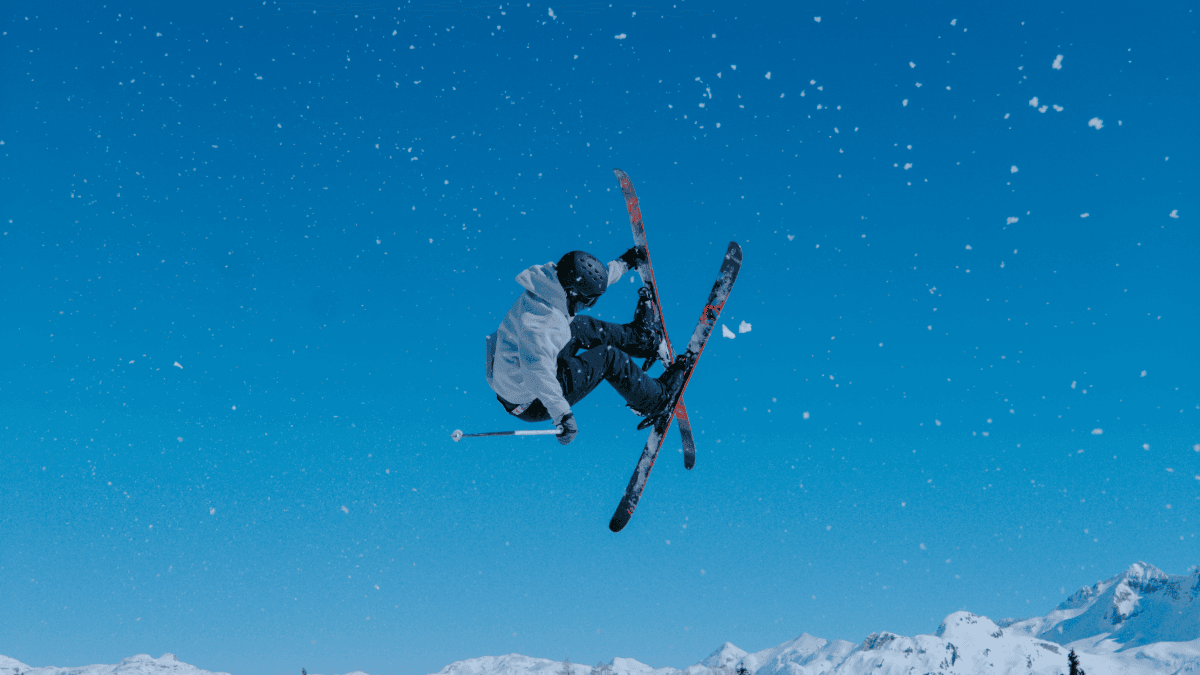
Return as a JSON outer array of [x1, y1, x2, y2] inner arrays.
[[630, 287, 670, 366], [636, 353, 693, 430]]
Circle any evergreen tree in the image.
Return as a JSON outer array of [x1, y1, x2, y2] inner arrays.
[[1067, 650, 1087, 675], [735, 666, 751, 675], [590, 662, 613, 675], [560, 658, 573, 675]]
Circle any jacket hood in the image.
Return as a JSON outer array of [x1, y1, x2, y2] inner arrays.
[[515, 262, 570, 317]]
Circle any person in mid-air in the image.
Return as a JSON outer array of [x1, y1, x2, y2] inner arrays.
[[485, 248, 690, 445]]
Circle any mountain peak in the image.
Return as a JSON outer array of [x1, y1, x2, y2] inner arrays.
[[1006, 561, 1200, 647], [700, 642, 747, 669]]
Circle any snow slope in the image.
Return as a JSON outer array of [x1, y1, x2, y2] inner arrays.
[[0, 653, 231, 675], [5, 562, 1198, 675]]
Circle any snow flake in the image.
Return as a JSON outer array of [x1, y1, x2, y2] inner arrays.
[[813, 16, 821, 22], [1080, 213, 1090, 218], [738, 320, 752, 333], [902, 99, 908, 106], [614, 33, 626, 39], [1052, 54, 1063, 70], [173, 361, 183, 369], [802, 411, 810, 419], [1088, 117, 1104, 130], [1028, 96, 1039, 107], [1011, 165, 1019, 173], [721, 324, 736, 339], [1006, 217, 1019, 224], [341, 505, 350, 513], [909, 61, 916, 68], [209, 507, 216, 514], [1091, 428, 1103, 435], [1169, 209, 1179, 218], [765, 71, 772, 80], [786, 234, 795, 241]]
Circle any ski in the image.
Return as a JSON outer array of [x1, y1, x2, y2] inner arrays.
[[609, 241, 742, 533], [612, 168, 698, 470]]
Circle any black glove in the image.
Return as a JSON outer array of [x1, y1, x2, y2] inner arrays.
[[618, 245, 648, 270], [556, 412, 578, 445]]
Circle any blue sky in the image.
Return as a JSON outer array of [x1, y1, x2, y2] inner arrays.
[[1, 1, 1197, 674]]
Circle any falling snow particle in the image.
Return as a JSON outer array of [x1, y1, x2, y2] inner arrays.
[[1169, 210, 1179, 218], [765, 72, 772, 80], [1006, 217, 1019, 224], [814, 16, 821, 22], [1052, 54, 1064, 70], [803, 412, 810, 419], [1141, 370, 1147, 377], [341, 505, 350, 513], [209, 508, 216, 515], [722, 324, 736, 339], [902, 99, 908, 106], [173, 361, 183, 369], [1011, 165, 1019, 173], [1080, 213, 1090, 218], [1088, 117, 1104, 130], [614, 33, 626, 39], [738, 321, 752, 334], [1091, 428, 1103, 435]]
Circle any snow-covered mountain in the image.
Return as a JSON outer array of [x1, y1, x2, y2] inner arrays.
[[4, 562, 1198, 675], [0, 653, 231, 675], [429, 562, 1200, 675]]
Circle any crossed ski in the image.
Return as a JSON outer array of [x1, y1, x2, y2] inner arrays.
[[610, 168, 742, 532]]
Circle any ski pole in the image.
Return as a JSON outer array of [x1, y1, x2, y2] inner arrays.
[[450, 428, 563, 442]]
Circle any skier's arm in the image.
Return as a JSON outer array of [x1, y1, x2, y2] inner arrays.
[[612, 246, 647, 279]]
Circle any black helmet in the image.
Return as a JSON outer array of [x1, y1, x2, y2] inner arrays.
[[556, 250, 608, 311]]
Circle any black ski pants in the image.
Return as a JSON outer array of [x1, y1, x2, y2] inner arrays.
[[499, 316, 663, 422]]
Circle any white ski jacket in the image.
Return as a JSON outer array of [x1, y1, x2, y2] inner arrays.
[[486, 259, 628, 423]]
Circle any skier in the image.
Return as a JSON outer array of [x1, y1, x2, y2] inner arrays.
[[485, 248, 691, 445]]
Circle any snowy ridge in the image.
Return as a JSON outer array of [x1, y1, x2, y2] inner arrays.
[[4, 563, 1199, 675], [426, 562, 1200, 675], [0, 653, 231, 675], [1003, 561, 1200, 647]]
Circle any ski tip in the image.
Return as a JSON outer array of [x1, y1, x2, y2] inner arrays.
[[727, 240, 743, 262], [684, 457, 695, 470], [609, 510, 631, 532]]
